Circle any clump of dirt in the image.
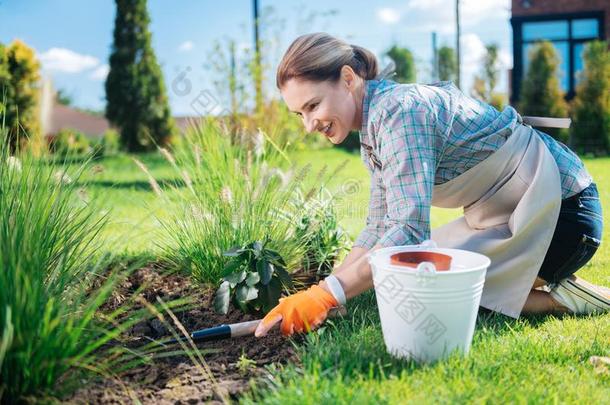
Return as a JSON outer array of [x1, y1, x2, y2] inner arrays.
[[66, 264, 298, 404]]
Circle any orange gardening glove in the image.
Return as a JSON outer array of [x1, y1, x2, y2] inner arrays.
[[254, 284, 338, 337]]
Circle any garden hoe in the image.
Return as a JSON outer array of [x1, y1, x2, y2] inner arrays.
[[167, 306, 347, 344]]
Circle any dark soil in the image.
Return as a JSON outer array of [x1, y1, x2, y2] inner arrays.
[[65, 264, 298, 404]]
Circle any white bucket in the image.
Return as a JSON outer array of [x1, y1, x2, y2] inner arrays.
[[369, 240, 490, 363]]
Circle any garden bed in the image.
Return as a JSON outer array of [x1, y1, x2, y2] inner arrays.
[[65, 264, 297, 404]]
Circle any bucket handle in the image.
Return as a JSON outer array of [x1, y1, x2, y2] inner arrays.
[[419, 239, 437, 249], [416, 261, 437, 274]]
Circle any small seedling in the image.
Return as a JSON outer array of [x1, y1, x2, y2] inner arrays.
[[236, 353, 257, 375]]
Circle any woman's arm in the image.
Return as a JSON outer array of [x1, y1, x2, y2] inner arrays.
[[322, 244, 383, 299], [333, 246, 369, 273]]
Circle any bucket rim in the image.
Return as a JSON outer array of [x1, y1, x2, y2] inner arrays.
[[369, 246, 491, 274]]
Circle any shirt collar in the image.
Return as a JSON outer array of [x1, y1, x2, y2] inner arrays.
[[359, 79, 379, 147]]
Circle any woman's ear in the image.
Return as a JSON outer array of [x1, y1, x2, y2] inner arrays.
[[340, 65, 356, 89]]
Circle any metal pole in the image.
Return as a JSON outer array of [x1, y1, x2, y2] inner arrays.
[[253, 0, 262, 114], [432, 31, 438, 81], [456, 0, 461, 89]]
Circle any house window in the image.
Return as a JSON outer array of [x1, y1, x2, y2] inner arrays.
[[518, 15, 602, 97]]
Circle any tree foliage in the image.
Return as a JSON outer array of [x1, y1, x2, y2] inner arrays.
[[0, 40, 41, 153], [519, 41, 569, 142], [105, 0, 175, 152], [385, 45, 416, 83], [438, 46, 457, 82], [571, 40, 610, 155]]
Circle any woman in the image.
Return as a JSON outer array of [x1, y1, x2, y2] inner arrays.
[[255, 33, 608, 338]]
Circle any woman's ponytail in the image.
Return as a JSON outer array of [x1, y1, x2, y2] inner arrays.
[[276, 33, 379, 88]]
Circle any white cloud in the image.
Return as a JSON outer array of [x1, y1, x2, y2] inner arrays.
[[178, 40, 194, 52], [377, 8, 401, 24], [403, 0, 510, 31], [498, 48, 513, 70], [38, 48, 99, 73], [460, 33, 487, 91], [90, 64, 109, 81]]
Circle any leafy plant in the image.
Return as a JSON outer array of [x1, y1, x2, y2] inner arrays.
[[291, 188, 350, 279], [155, 118, 309, 284], [214, 238, 293, 314]]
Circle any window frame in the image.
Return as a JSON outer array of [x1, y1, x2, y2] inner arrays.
[[511, 11, 604, 103]]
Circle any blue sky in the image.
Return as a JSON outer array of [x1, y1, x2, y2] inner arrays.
[[0, 0, 512, 116]]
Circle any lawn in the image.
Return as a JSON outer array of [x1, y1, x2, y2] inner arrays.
[[72, 147, 608, 403]]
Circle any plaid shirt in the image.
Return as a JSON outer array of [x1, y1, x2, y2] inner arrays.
[[354, 79, 593, 249]]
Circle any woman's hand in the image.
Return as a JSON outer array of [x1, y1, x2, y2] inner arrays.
[[254, 284, 337, 337]]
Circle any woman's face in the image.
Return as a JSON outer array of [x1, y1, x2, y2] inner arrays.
[[280, 67, 363, 145]]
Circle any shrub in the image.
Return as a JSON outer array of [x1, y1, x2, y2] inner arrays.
[[519, 41, 569, 142], [571, 40, 610, 155], [49, 128, 91, 156], [0, 40, 41, 153], [100, 128, 121, 156]]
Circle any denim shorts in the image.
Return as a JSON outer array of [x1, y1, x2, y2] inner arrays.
[[538, 182, 604, 283]]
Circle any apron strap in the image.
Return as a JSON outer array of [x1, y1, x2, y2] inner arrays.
[[520, 115, 572, 129]]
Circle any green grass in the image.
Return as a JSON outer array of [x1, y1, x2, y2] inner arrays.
[[67, 147, 609, 403], [0, 146, 166, 403]]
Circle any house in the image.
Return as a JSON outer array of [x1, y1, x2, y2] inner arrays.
[[510, 0, 609, 103], [39, 77, 207, 141]]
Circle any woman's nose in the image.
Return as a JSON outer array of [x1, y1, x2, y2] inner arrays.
[[304, 116, 319, 133]]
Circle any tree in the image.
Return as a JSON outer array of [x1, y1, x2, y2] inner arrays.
[[105, 0, 175, 152], [438, 46, 457, 82], [385, 45, 416, 83], [0, 40, 41, 153], [571, 40, 610, 155], [519, 41, 568, 142], [471, 43, 506, 110], [56, 88, 73, 106]]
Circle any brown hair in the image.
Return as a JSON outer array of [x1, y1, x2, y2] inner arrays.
[[276, 32, 379, 89]]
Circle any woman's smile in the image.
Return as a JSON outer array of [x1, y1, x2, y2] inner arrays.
[[321, 122, 333, 137]]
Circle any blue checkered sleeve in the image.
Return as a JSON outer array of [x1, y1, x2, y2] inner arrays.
[[353, 162, 387, 249], [376, 100, 436, 247]]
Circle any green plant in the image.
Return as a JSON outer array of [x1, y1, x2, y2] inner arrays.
[[571, 40, 610, 155], [292, 188, 350, 279], [105, 0, 175, 151], [50, 128, 91, 156], [0, 131, 167, 402], [0, 39, 41, 153], [519, 41, 569, 142], [236, 353, 257, 375], [438, 46, 457, 82], [385, 45, 416, 83], [214, 238, 293, 314], [154, 118, 308, 283], [100, 128, 121, 156]]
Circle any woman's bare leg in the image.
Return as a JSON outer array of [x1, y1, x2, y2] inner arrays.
[[522, 289, 569, 315]]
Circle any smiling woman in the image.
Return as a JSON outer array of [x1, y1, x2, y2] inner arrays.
[[255, 32, 609, 339], [276, 33, 378, 144]]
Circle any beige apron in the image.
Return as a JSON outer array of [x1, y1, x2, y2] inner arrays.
[[430, 118, 562, 318]]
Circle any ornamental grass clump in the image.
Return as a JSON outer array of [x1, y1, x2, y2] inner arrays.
[[0, 132, 165, 403], [156, 119, 311, 283]]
